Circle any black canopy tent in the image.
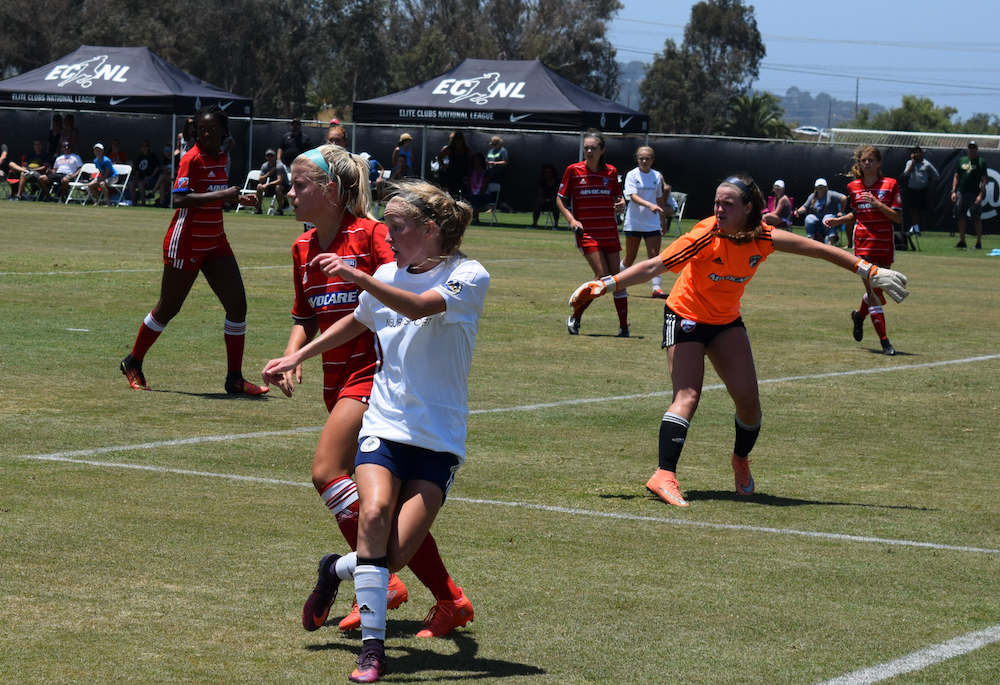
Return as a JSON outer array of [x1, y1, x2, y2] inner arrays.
[[0, 45, 252, 115], [0, 45, 254, 201], [352, 58, 649, 175]]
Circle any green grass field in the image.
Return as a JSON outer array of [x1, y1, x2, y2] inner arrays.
[[1, 202, 998, 684]]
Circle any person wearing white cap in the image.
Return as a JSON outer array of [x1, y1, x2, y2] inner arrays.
[[795, 178, 847, 245], [88, 142, 118, 205], [763, 179, 792, 227], [951, 140, 987, 249]]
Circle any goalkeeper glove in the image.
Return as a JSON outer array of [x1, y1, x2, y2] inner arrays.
[[569, 275, 618, 307], [854, 259, 909, 303]]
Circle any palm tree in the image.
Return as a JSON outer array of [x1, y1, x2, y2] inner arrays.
[[724, 92, 792, 139]]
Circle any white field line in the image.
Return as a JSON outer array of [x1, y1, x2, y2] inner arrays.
[[0, 259, 558, 277], [6, 352, 1000, 555], [815, 624, 1000, 685], [0, 265, 290, 277]]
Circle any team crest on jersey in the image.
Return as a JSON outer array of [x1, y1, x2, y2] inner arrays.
[[360, 436, 381, 452], [176, 176, 189, 188], [343, 258, 357, 268], [749, 255, 763, 268], [445, 280, 463, 294], [681, 319, 697, 333], [602, 177, 609, 187]]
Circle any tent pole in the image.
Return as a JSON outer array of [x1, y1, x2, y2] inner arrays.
[[170, 114, 177, 210], [248, 117, 254, 188], [578, 132, 584, 162], [420, 126, 427, 180], [351, 121, 356, 153]]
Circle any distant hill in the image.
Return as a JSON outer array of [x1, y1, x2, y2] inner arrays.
[[617, 60, 645, 111], [777, 87, 885, 129], [615, 65, 886, 129]]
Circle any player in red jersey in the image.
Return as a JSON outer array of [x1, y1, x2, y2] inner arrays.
[[569, 173, 910, 506], [120, 105, 266, 394], [557, 130, 629, 336], [824, 146, 903, 355], [267, 145, 472, 638]]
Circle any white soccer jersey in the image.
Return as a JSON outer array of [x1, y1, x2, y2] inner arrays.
[[353, 257, 490, 462], [623, 167, 664, 233]]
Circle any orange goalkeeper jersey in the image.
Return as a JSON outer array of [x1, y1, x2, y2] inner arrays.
[[662, 218, 775, 325]]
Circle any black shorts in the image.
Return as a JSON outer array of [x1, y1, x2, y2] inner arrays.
[[955, 192, 983, 219], [905, 186, 928, 210], [662, 305, 745, 349]]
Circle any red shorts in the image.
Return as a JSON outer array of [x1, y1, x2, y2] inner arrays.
[[163, 230, 234, 270], [855, 251, 893, 269], [575, 229, 621, 255], [322, 354, 377, 412]]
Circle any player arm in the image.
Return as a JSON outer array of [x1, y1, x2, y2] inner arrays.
[[629, 193, 663, 214], [771, 228, 908, 301], [262, 314, 368, 384], [556, 194, 582, 232], [311, 254, 447, 320]]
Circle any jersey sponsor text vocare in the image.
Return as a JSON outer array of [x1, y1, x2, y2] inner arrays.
[[308, 290, 359, 309]]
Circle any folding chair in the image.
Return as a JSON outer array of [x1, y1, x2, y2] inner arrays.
[[12, 156, 42, 201], [487, 183, 502, 226], [234, 170, 261, 214], [671, 191, 688, 237], [110, 164, 132, 206], [64, 163, 99, 205]]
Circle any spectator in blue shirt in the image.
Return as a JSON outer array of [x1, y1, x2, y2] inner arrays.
[[88, 142, 118, 206]]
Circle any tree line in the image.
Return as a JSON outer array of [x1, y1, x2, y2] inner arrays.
[[0, 0, 623, 118]]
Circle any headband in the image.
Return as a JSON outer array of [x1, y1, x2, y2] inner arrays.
[[302, 148, 331, 176], [391, 192, 436, 222], [723, 176, 753, 199]]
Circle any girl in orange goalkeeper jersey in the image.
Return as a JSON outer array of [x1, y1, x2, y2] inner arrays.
[[569, 173, 909, 507]]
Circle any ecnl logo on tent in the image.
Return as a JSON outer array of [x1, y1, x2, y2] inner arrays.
[[44, 55, 129, 88], [432, 73, 526, 106]]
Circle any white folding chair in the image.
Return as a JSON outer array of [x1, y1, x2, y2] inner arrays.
[[235, 170, 261, 213], [64, 163, 99, 205], [110, 164, 132, 206], [487, 183, 502, 226], [671, 191, 688, 237]]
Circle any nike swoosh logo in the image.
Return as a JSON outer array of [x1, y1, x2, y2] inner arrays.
[[219, 101, 233, 110], [619, 116, 633, 128], [110, 97, 129, 105], [737, 477, 754, 494], [509, 113, 531, 123]]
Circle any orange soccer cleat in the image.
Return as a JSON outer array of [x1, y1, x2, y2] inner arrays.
[[415, 588, 474, 638], [338, 573, 409, 631], [120, 356, 149, 390], [731, 454, 755, 495], [646, 469, 688, 507], [224, 373, 269, 395]]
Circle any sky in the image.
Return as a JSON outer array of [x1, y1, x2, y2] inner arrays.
[[609, 0, 1000, 125]]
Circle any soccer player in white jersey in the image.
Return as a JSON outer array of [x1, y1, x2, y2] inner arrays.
[[263, 180, 489, 683]]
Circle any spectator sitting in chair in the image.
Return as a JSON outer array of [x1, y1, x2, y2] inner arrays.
[[763, 179, 793, 227], [9, 139, 52, 200], [388, 149, 414, 181], [531, 163, 560, 228], [41, 141, 83, 200], [254, 149, 289, 215], [0, 132, 9, 186], [467, 152, 492, 225], [795, 178, 847, 244], [108, 138, 128, 165], [88, 143, 118, 206], [359, 151, 385, 201], [127, 140, 162, 205]]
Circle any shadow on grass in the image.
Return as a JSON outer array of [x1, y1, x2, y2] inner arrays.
[[308, 626, 544, 680], [600, 491, 937, 511], [146, 389, 274, 401], [681, 490, 939, 511], [866, 348, 918, 356]]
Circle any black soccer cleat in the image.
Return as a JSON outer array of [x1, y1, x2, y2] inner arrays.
[[881, 339, 897, 356], [851, 310, 864, 342]]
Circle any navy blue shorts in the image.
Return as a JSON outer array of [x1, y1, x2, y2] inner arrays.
[[356, 436, 460, 503], [662, 305, 745, 349]]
